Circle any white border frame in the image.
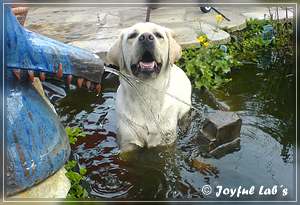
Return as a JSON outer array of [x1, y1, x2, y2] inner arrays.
[[2, 2, 298, 203]]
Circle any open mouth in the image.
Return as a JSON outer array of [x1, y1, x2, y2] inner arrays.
[[131, 51, 162, 76]]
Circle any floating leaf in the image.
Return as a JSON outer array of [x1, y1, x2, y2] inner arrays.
[[191, 159, 219, 176]]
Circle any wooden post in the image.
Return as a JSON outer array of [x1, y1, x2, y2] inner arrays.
[[146, 7, 151, 22]]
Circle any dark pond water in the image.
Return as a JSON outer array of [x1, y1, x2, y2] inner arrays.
[[53, 61, 296, 201]]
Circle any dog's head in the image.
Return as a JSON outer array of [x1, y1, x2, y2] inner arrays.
[[107, 22, 181, 79]]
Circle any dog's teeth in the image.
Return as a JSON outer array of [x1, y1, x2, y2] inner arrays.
[[13, 69, 21, 80], [39, 72, 46, 81], [139, 61, 155, 69]]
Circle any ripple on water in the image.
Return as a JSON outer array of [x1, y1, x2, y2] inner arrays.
[[53, 64, 295, 200]]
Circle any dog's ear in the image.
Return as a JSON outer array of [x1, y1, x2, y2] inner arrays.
[[165, 28, 182, 65], [106, 33, 125, 69]]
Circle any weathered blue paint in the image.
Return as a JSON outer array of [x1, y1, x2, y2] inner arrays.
[[5, 72, 71, 196], [4, 6, 105, 196], [5, 6, 104, 83]]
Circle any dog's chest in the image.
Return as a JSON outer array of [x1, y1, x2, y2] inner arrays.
[[116, 86, 179, 147], [115, 65, 191, 150]]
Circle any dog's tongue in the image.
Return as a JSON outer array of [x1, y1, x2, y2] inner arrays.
[[139, 61, 155, 70]]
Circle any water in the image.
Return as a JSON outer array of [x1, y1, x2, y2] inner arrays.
[[54, 62, 295, 200]]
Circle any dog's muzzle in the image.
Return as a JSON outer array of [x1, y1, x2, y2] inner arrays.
[[131, 33, 162, 77], [131, 50, 162, 77]]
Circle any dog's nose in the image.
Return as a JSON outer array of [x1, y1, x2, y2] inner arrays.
[[139, 33, 154, 42]]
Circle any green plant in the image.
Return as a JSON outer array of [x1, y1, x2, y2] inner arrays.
[[65, 126, 86, 144], [177, 44, 238, 89], [228, 18, 294, 65], [178, 17, 294, 90], [64, 127, 89, 199], [65, 160, 89, 199]]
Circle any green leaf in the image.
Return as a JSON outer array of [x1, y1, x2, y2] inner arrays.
[[65, 127, 86, 145], [65, 159, 89, 199], [79, 167, 87, 176], [66, 171, 83, 183], [64, 160, 77, 171]]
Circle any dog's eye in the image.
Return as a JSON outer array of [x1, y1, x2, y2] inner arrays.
[[128, 32, 138, 39], [154, 32, 163, 39]]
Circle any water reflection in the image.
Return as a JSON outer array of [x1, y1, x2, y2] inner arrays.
[[54, 63, 295, 200]]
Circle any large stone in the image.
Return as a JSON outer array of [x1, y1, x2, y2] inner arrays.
[[201, 111, 242, 152], [150, 8, 186, 24], [197, 22, 231, 45], [196, 7, 247, 32], [209, 137, 241, 159], [10, 167, 70, 198]]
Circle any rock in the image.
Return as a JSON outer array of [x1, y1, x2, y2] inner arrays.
[[200, 87, 230, 111], [201, 111, 242, 153], [197, 22, 231, 45], [196, 7, 247, 33], [209, 137, 241, 159], [10, 167, 70, 198]]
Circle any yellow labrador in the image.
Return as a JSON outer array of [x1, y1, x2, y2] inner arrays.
[[107, 22, 192, 152]]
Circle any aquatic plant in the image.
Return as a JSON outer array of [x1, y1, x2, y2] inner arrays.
[[65, 126, 86, 145], [65, 160, 89, 199], [64, 127, 89, 199]]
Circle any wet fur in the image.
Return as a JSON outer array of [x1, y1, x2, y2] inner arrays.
[[107, 22, 192, 152]]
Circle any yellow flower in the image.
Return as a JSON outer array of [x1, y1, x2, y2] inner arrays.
[[203, 42, 209, 48], [196, 35, 207, 44], [215, 14, 224, 24]]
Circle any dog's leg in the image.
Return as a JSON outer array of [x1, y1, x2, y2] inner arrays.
[[119, 143, 142, 160]]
